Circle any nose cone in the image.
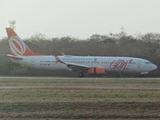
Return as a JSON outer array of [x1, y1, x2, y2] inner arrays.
[[151, 64, 157, 71]]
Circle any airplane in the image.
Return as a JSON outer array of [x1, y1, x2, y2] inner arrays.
[[6, 28, 157, 77]]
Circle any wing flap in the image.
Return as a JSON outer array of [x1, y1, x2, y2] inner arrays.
[[66, 62, 91, 71]]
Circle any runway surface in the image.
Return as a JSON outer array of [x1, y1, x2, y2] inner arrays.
[[0, 76, 160, 80], [0, 76, 159, 89]]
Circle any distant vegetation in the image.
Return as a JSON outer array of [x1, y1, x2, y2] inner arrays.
[[0, 31, 160, 77]]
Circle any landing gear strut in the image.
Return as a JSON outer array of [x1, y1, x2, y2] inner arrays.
[[78, 73, 84, 77]]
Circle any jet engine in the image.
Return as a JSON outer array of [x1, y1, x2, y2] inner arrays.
[[87, 67, 105, 75]]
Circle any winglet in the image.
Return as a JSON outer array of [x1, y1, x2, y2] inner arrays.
[[53, 52, 61, 65], [61, 52, 65, 56]]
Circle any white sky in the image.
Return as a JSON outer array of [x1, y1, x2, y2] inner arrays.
[[0, 0, 160, 39]]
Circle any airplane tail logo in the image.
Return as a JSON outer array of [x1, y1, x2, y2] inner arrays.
[[6, 28, 43, 56], [9, 36, 26, 56]]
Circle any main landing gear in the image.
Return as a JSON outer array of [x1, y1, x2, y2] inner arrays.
[[78, 73, 84, 77]]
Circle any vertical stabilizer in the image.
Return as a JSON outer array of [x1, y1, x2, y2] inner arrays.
[[6, 28, 43, 56]]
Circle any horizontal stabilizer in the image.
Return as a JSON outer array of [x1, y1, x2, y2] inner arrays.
[[7, 54, 23, 60]]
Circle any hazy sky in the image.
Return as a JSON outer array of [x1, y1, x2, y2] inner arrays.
[[0, 0, 160, 39]]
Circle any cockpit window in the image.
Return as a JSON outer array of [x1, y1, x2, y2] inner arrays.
[[145, 62, 150, 64]]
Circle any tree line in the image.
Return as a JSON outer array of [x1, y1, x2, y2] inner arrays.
[[0, 31, 160, 77]]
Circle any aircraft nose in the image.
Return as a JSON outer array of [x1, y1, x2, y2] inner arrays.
[[151, 64, 157, 70]]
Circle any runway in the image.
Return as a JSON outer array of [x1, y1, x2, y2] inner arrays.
[[0, 76, 159, 89], [0, 76, 160, 80]]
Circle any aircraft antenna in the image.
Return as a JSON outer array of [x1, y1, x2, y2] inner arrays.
[[121, 25, 124, 33], [8, 20, 16, 30]]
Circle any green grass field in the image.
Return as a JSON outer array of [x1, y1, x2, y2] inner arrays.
[[0, 78, 159, 119]]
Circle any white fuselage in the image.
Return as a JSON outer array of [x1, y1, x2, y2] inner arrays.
[[10, 55, 157, 74]]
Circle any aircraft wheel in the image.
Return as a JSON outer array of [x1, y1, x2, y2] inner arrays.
[[78, 73, 84, 77]]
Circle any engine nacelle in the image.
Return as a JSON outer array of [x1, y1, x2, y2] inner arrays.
[[87, 67, 105, 75]]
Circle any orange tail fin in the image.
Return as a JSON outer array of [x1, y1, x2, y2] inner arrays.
[[6, 28, 43, 56]]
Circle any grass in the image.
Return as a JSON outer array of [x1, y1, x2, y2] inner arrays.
[[0, 78, 159, 119], [0, 89, 159, 103], [0, 78, 159, 88]]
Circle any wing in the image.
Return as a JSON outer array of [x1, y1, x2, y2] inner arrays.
[[7, 54, 23, 60], [65, 62, 91, 71], [53, 53, 91, 72]]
